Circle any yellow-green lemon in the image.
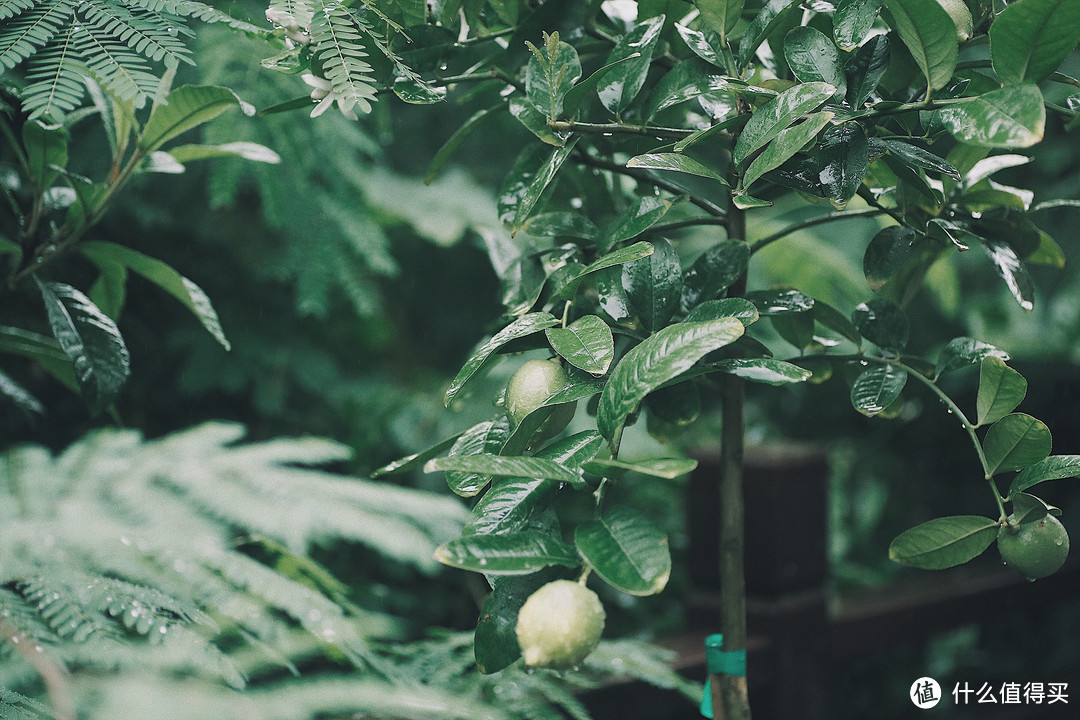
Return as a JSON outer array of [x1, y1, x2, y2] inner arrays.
[[505, 358, 575, 439], [998, 514, 1070, 580], [515, 580, 606, 669]]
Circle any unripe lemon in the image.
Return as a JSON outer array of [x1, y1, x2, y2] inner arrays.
[[998, 514, 1070, 580], [515, 580, 606, 669], [505, 359, 575, 439]]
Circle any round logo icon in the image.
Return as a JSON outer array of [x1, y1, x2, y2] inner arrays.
[[911, 677, 942, 709]]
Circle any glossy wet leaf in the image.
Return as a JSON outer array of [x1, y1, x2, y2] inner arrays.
[[623, 238, 682, 332], [509, 96, 567, 146], [511, 138, 581, 234], [889, 516, 999, 569], [79, 241, 230, 350], [546, 315, 614, 375], [709, 358, 812, 385], [597, 318, 744, 444], [770, 311, 816, 350], [427, 453, 582, 485], [784, 26, 846, 99], [695, 0, 745, 40], [522, 211, 599, 239], [641, 59, 730, 120], [626, 152, 729, 184], [743, 111, 834, 189], [983, 413, 1052, 476], [37, 280, 130, 414], [845, 33, 891, 109], [834, 0, 883, 51], [676, 21, 726, 67], [864, 225, 920, 291], [738, 0, 803, 70], [873, 138, 960, 180], [575, 506, 671, 596], [583, 456, 698, 480], [138, 85, 250, 154], [599, 195, 673, 253], [525, 34, 582, 119], [938, 84, 1046, 148], [681, 241, 751, 309], [684, 297, 760, 326], [22, 119, 68, 188], [977, 356, 1027, 426], [1009, 455, 1080, 499], [442, 419, 512, 497], [880, 0, 959, 94], [744, 288, 815, 315], [371, 433, 462, 478], [851, 364, 908, 416], [733, 82, 835, 168], [990, 0, 1080, 85], [935, 337, 1009, 378], [435, 531, 580, 575], [445, 312, 558, 406], [980, 236, 1035, 311], [816, 123, 868, 208], [852, 298, 909, 350], [598, 15, 665, 115]]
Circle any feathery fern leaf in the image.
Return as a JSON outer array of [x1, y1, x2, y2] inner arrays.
[[308, 2, 378, 116]]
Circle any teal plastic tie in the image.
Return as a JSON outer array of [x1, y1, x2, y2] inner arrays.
[[699, 634, 748, 718]]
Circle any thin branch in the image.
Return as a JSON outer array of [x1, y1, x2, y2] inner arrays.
[[749, 207, 886, 253], [548, 119, 695, 141], [0, 620, 76, 720], [574, 151, 729, 219]]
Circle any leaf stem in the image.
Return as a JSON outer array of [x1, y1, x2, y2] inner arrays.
[[749, 207, 886, 253], [574, 151, 728, 219], [548, 119, 695, 141]]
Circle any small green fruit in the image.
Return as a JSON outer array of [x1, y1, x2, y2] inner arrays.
[[505, 359, 575, 439], [515, 579, 605, 669], [997, 514, 1070, 580]]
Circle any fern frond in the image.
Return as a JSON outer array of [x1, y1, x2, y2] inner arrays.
[[0, 688, 52, 720], [79, 0, 194, 69], [309, 2, 378, 116], [0, 0, 77, 72], [266, 0, 315, 28], [0, 0, 37, 22], [71, 25, 162, 107]]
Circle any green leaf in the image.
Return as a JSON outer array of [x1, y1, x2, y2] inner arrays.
[[138, 85, 250, 154], [935, 337, 1009, 378], [583, 456, 698, 480], [623, 238, 682, 332], [371, 433, 462, 478], [22, 119, 68, 188], [684, 297, 760, 326], [834, 0, 883, 51], [980, 236, 1035, 311], [0, 368, 44, 416], [983, 413, 1052, 476], [888, 515, 999, 569], [744, 288, 815, 315], [434, 531, 580, 575], [1009, 455, 1080, 499], [546, 315, 614, 375], [708, 358, 813, 385], [444, 312, 558, 406], [681, 241, 751, 309], [743, 111, 834, 189], [873, 138, 960, 180], [695, 0, 746, 40], [976, 356, 1027, 426], [641, 58, 731, 120], [0, 325, 77, 392], [844, 33, 891, 109], [815, 123, 869, 209], [511, 138, 580, 234], [441, 419, 511, 497], [733, 82, 835, 168], [466, 477, 559, 535], [167, 141, 282, 165], [598, 15, 666, 115], [738, 0, 803, 70], [676, 21, 727, 67], [626, 153, 729, 185], [36, 279, 130, 413], [563, 53, 648, 115], [784, 26, 846, 99], [990, 0, 1080, 85], [597, 318, 744, 444], [525, 33, 582, 119], [851, 364, 908, 416], [426, 453, 583, 485], [599, 195, 673, 253], [79, 241, 230, 350], [880, 0, 959, 95], [938, 84, 1046, 148], [509, 95, 567, 146], [1007, 492, 1057, 525], [575, 506, 671, 595], [852, 298, 909, 350], [522, 211, 599, 239]]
